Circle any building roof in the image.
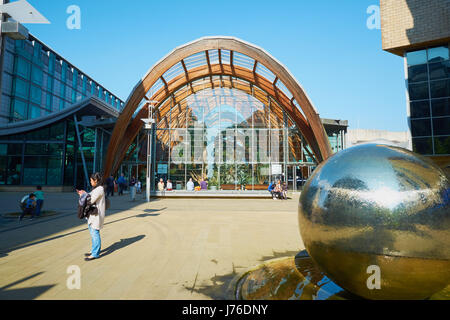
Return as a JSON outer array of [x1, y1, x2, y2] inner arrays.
[[0, 96, 119, 136]]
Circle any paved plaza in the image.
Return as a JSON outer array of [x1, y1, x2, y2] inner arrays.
[[0, 192, 303, 300]]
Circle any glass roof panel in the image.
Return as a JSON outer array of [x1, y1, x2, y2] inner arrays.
[[255, 63, 276, 83], [163, 61, 184, 83], [184, 51, 207, 70]]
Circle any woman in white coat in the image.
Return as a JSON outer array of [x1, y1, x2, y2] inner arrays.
[[77, 172, 106, 261]]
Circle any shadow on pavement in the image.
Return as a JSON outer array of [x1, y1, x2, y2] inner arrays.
[[186, 250, 301, 300], [0, 272, 55, 300], [0, 205, 166, 258], [99, 235, 146, 258]]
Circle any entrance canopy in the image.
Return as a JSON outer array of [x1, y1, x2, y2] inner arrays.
[[104, 37, 332, 178]]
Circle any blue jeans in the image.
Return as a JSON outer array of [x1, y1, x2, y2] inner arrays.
[[88, 224, 101, 258], [35, 199, 43, 216]]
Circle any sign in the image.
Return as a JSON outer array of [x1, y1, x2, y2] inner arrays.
[[157, 164, 168, 174], [271, 164, 282, 175]]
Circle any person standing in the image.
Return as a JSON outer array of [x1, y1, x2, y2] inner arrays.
[[117, 173, 126, 196], [129, 176, 136, 201], [136, 180, 141, 194], [282, 182, 288, 200], [187, 178, 194, 191], [34, 186, 44, 217], [166, 179, 173, 191], [106, 175, 115, 197], [77, 172, 106, 261], [157, 178, 165, 195]]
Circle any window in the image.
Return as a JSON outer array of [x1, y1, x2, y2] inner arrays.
[[30, 85, 42, 104], [428, 46, 449, 63], [430, 79, 450, 99], [8, 144, 22, 155], [23, 156, 47, 185], [412, 137, 433, 154], [410, 100, 430, 118], [27, 127, 49, 141], [47, 157, 62, 185], [429, 61, 450, 80], [12, 99, 27, 120], [15, 57, 31, 79], [7, 156, 22, 185], [47, 75, 53, 91], [29, 104, 42, 119], [13, 77, 28, 99], [433, 117, 450, 136], [431, 98, 450, 117], [31, 66, 43, 85], [434, 136, 450, 155], [46, 93, 52, 110], [0, 144, 6, 156], [406, 50, 427, 66], [25, 143, 48, 155], [410, 119, 431, 137], [408, 64, 428, 83], [409, 82, 429, 100]]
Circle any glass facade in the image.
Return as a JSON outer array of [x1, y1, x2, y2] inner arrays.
[[120, 78, 346, 192], [406, 45, 450, 155], [0, 119, 111, 188], [0, 35, 124, 125]]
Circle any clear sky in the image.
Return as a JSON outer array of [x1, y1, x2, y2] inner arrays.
[[25, 0, 407, 132]]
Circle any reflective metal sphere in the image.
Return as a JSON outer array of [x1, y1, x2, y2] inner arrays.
[[298, 144, 450, 300]]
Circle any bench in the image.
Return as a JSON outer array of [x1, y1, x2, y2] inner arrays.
[[220, 184, 269, 191], [221, 184, 236, 190], [251, 184, 269, 191]]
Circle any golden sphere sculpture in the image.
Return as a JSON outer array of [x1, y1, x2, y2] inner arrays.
[[298, 144, 450, 300]]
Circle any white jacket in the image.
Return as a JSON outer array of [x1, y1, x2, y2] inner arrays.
[[87, 186, 105, 230]]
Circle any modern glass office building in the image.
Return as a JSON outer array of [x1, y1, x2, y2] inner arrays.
[[0, 35, 123, 124], [0, 33, 124, 191]]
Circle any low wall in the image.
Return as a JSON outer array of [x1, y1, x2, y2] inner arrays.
[[0, 185, 74, 193]]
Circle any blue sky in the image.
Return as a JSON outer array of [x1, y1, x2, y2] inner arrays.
[[26, 0, 407, 131]]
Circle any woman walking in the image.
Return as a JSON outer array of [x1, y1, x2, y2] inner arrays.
[[77, 172, 106, 261]]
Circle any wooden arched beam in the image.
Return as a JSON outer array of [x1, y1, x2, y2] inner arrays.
[[104, 37, 332, 178]]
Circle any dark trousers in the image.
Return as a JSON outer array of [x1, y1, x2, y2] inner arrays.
[[107, 185, 114, 196], [20, 207, 35, 220], [272, 191, 283, 199], [118, 183, 124, 195], [34, 199, 43, 216]]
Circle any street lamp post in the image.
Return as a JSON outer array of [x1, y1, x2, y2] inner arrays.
[[141, 101, 158, 203]]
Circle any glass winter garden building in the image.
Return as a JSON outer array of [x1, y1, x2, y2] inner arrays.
[[103, 37, 347, 192], [0, 33, 347, 191]]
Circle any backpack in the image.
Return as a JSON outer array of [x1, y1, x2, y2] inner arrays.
[[77, 194, 98, 219]]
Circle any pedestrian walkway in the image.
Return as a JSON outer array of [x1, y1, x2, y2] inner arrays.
[[0, 192, 303, 299]]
